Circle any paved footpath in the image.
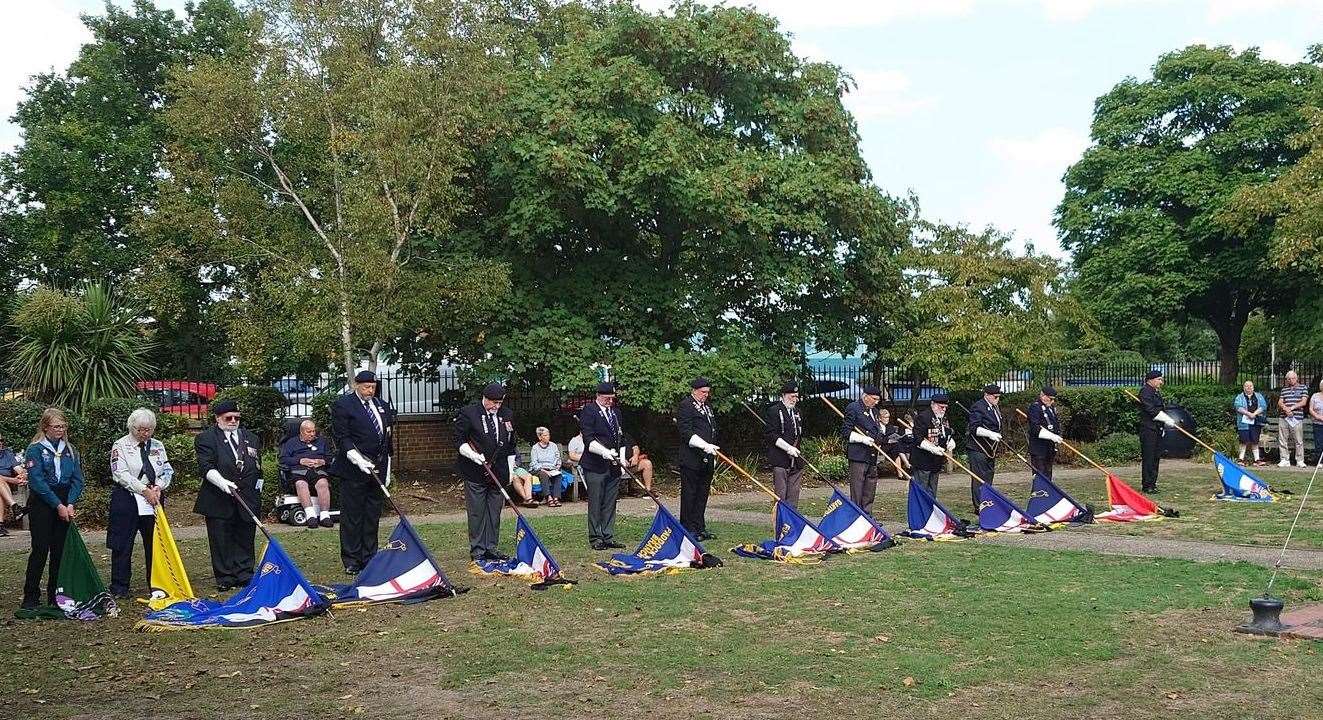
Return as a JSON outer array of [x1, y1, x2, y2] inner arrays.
[[3, 461, 1320, 571]]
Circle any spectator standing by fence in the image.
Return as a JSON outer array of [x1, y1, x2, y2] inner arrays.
[[1277, 371, 1308, 467], [1233, 381, 1267, 466], [1310, 378, 1323, 465]]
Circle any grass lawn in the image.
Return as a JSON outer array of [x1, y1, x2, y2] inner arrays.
[[719, 464, 1323, 550], [2, 512, 1320, 720]]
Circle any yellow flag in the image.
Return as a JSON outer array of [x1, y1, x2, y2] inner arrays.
[[143, 505, 195, 610]]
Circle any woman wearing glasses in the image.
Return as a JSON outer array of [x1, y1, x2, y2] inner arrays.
[[20, 409, 86, 610]]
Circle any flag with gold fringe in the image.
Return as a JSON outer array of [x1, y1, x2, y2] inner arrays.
[[732, 499, 837, 561]]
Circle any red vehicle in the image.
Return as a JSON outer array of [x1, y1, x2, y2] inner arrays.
[[135, 380, 218, 418]]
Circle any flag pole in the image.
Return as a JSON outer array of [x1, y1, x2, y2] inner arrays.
[[369, 457, 460, 597], [616, 460, 722, 567], [713, 450, 843, 552], [1122, 388, 1222, 456], [818, 396, 912, 480], [1014, 408, 1112, 479], [471, 442, 573, 587], [953, 399, 1037, 474]]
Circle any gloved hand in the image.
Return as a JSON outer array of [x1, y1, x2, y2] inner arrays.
[[347, 449, 376, 474], [703, 442, 719, 455], [945, 438, 956, 452], [205, 469, 238, 494], [1039, 428, 1063, 444], [1154, 410, 1177, 428], [920, 440, 946, 456], [987, 431, 1003, 443], [786, 445, 801, 458], [459, 444, 486, 466]]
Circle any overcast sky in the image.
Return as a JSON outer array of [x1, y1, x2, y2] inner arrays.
[[3, 0, 1321, 257]]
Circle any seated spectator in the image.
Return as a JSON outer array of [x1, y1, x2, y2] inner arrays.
[[279, 419, 334, 528], [1277, 371, 1309, 467], [507, 452, 539, 508], [1234, 381, 1267, 466], [621, 433, 653, 494], [562, 433, 585, 502], [527, 427, 563, 507], [0, 433, 29, 537]]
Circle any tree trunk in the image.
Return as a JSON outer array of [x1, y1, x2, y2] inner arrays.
[[1214, 321, 1243, 385]]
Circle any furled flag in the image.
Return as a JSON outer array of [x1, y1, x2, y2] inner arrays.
[[54, 522, 119, 621], [142, 505, 195, 610], [1095, 474, 1163, 522], [470, 513, 568, 587], [328, 516, 457, 604], [1026, 472, 1092, 525], [817, 488, 896, 551], [1212, 452, 1275, 503], [732, 500, 837, 562], [596, 504, 706, 575], [901, 481, 969, 540], [137, 536, 327, 631], [977, 483, 1044, 533]]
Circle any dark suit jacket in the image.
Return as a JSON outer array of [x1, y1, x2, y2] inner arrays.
[[1025, 400, 1060, 458], [763, 401, 803, 469], [578, 401, 625, 476], [330, 392, 396, 482], [840, 400, 882, 465], [454, 402, 515, 483], [964, 398, 1003, 453], [675, 395, 717, 471], [1138, 384, 1166, 431], [909, 408, 953, 473], [193, 425, 262, 521]]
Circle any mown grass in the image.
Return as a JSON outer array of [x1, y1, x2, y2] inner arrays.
[[2, 512, 1319, 720]]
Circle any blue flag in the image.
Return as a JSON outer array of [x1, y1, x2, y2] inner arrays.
[[596, 504, 706, 575], [137, 536, 327, 631], [901, 481, 966, 540], [818, 489, 894, 550], [1213, 452, 1274, 502], [977, 483, 1036, 533], [1026, 472, 1089, 524], [325, 517, 456, 604], [470, 514, 565, 582], [732, 500, 837, 561]]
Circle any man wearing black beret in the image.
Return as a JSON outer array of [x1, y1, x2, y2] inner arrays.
[[1138, 370, 1176, 492], [579, 382, 628, 549], [454, 382, 517, 561], [1026, 385, 1062, 479], [194, 399, 263, 591], [763, 381, 805, 509], [964, 383, 1004, 513], [331, 370, 397, 574], [841, 385, 885, 515], [676, 377, 719, 539], [910, 393, 955, 495]]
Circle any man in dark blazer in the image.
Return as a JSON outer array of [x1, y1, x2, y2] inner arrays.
[[330, 370, 396, 574], [454, 383, 516, 561], [676, 377, 719, 539], [764, 381, 804, 509], [579, 382, 627, 550], [964, 383, 1004, 513], [840, 385, 884, 515], [1138, 370, 1176, 492], [194, 399, 263, 591], [910, 393, 955, 496], [1025, 385, 1063, 479]]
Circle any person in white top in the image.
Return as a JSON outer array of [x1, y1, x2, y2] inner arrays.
[[107, 408, 173, 598]]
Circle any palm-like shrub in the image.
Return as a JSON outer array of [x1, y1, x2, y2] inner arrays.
[[5, 284, 155, 411]]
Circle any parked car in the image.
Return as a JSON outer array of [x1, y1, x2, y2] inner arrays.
[[271, 377, 318, 405], [135, 380, 218, 417]]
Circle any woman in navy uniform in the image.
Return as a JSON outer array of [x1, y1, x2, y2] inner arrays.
[[107, 408, 173, 598], [454, 383, 516, 561], [330, 370, 396, 574], [21, 409, 86, 610], [676, 377, 719, 539], [194, 399, 263, 591]]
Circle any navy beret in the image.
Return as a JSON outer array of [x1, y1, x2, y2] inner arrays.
[[1145, 369, 1163, 380], [596, 382, 616, 395], [930, 392, 950, 404], [983, 383, 1002, 395], [691, 377, 711, 390], [354, 370, 376, 383], [862, 385, 882, 397], [1041, 384, 1058, 397], [211, 399, 238, 416], [482, 383, 506, 400], [780, 381, 799, 395]]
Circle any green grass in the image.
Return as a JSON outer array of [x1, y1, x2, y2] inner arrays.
[[718, 464, 1323, 550], [3, 514, 1320, 719]]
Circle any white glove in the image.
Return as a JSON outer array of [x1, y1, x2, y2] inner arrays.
[[786, 445, 801, 458], [945, 438, 956, 452], [459, 444, 486, 465], [205, 469, 238, 494], [346, 449, 376, 473], [703, 442, 719, 455], [1154, 411, 1177, 428], [975, 427, 1002, 442], [920, 440, 946, 456], [689, 435, 719, 454], [589, 440, 619, 463], [848, 431, 878, 449], [1037, 427, 1063, 443]]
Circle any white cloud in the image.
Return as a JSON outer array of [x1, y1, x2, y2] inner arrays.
[[842, 69, 937, 120], [0, 1, 90, 150]]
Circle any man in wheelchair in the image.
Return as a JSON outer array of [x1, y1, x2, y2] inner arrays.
[[278, 419, 334, 528]]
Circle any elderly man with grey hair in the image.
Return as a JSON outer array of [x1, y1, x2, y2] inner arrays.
[[1278, 371, 1309, 467], [107, 407, 174, 598], [279, 419, 333, 528]]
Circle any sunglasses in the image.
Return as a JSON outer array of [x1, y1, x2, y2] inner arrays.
[[219, 414, 241, 421]]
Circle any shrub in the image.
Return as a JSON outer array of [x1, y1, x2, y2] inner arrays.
[[1090, 432, 1141, 465], [1054, 387, 1134, 441], [801, 434, 848, 483], [0, 398, 47, 448], [162, 433, 200, 493], [1195, 428, 1240, 460], [211, 385, 288, 446]]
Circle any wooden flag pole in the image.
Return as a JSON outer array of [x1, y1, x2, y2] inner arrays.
[[1122, 388, 1222, 456], [818, 396, 912, 481]]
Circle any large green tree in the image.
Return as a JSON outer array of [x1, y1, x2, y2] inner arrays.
[[457, 0, 905, 400], [1057, 45, 1322, 383]]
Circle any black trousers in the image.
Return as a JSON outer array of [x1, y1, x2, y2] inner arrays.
[[107, 486, 154, 594], [338, 474, 384, 571], [583, 470, 619, 544], [679, 464, 713, 535], [1029, 453, 1055, 479], [464, 474, 504, 560], [967, 449, 995, 513], [1140, 426, 1162, 491], [204, 514, 256, 589], [23, 487, 70, 606]]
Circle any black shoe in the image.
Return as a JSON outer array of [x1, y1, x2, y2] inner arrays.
[[698, 531, 716, 541], [112, 590, 131, 600], [482, 552, 510, 562], [590, 542, 607, 550], [604, 540, 625, 549], [20, 597, 38, 610], [10, 503, 25, 521], [0, 525, 8, 537], [344, 566, 361, 576], [305, 515, 320, 529], [320, 515, 334, 528], [1143, 487, 1158, 494], [215, 585, 233, 593]]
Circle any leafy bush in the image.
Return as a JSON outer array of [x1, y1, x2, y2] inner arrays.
[[162, 433, 200, 493], [0, 398, 47, 448], [1054, 387, 1135, 441], [1090, 432, 1141, 465], [211, 385, 288, 445], [801, 434, 848, 483], [1195, 428, 1240, 460]]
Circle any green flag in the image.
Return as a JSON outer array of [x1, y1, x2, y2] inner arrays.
[[55, 521, 119, 620]]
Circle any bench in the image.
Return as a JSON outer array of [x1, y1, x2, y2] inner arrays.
[[1255, 417, 1319, 458]]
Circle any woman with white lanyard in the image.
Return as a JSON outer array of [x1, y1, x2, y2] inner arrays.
[[20, 408, 85, 610], [107, 408, 174, 598]]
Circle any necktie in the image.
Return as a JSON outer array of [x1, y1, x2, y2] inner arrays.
[[139, 442, 156, 484], [486, 413, 498, 441], [365, 400, 382, 436]]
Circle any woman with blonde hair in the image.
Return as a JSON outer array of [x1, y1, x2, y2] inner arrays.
[[21, 408, 86, 610]]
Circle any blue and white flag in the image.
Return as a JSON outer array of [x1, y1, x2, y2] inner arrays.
[[1026, 472, 1089, 524], [732, 500, 836, 561], [977, 483, 1036, 533], [326, 517, 455, 604], [470, 514, 564, 582], [1213, 452, 1274, 502], [137, 537, 327, 631], [901, 481, 966, 540], [818, 489, 894, 550], [596, 504, 705, 575]]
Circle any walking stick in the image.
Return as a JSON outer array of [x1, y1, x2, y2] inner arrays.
[[818, 396, 912, 480], [470, 442, 574, 588]]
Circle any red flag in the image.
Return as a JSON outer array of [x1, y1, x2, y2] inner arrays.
[[1096, 474, 1160, 522]]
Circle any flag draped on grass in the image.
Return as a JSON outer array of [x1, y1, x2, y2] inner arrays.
[[817, 488, 895, 551], [732, 500, 837, 562], [977, 483, 1043, 533], [327, 516, 456, 604], [1026, 472, 1092, 525], [1096, 474, 1162, 522], [1212, 452, 1274, 502], [55, 522, 119, 621], [900, 481, 969, 540], [142, 505, 194, 611], [137, 536, 327, 631], [470, 514, 565, 584], [596, 504, 706, 575]]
